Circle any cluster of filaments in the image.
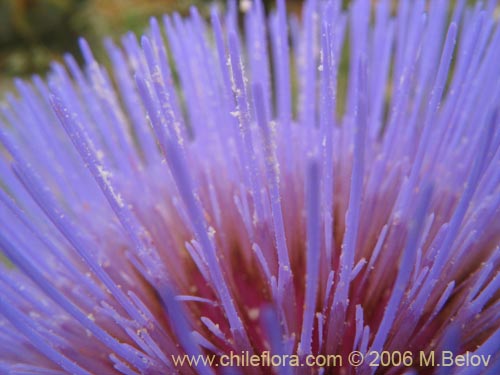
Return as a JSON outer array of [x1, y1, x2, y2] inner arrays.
[[1, 0, 500, 374]]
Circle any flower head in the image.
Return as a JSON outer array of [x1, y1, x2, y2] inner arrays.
[[1, 0, 500, 374]]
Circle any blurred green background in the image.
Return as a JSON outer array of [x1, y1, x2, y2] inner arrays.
[[0, 0, 304, 92], [0, 0, 199, 89]]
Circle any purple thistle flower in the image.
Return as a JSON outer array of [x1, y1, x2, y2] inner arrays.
[[1, 0, 500, 373]]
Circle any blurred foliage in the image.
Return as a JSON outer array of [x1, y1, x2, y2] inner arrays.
[[0, 0, 212, 90], [0, 0, 84, 77]]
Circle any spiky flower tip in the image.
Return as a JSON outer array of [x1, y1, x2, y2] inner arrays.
[[1, 0, 500, 373]]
